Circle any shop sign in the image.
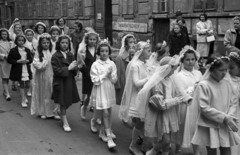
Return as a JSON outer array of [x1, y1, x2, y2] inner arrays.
[[112, 21, 148, 33]]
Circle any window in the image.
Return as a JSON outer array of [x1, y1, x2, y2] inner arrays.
[[153, 0, 168, 13], [74, 0, 83, 16], [194, 0, 216, 11], [122, 0, 134, 14]]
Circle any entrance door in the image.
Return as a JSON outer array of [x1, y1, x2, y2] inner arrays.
[[154, 19, 170, 46], [94, 0, 112, 44]]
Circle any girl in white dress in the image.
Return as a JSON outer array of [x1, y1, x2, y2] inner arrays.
[[24, 29, 38, 97], [49, 26, 61, 54], [228, 52, 240, 155], [191, 53, 240, 155], [171, 46, 202, 155], [144, 56, 191, 155], [0, 28, 13, 100], [90, 39, 117, 149], [119, 41, 151, 155], [31, 33, 58, 119]]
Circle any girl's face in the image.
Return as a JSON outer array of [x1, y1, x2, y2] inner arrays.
[[183, 53, 196, 71], [1, 31, 8, 41], [60, 38, 69, 51], [229, 61, 240, 77], [73, 24, 81, 32], [51, 30, 59, 41], [58, 18, 65, 27], [88, 34, 97, 47], [41, 38, 50, 50], [211, 62, 229, 81], [174, 25, 181, 33], [99, 46, 109, 61], [127, 38, 135, 48], [17, 37, 25, 47], [128, 48, 136, 61], [142, 47, 151, 62], [200, 15, 206, 22], [37, 25, 44, 35], [25, 31, 34, 42], [14, 24, 21, 34]]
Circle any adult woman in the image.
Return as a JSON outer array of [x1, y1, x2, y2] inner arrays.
[[167, 24, 188, 56], [177, 19, 190, 45], [56, 17, 70, 35], [196, 13, 213, 66], [70, 21, 84, 58]]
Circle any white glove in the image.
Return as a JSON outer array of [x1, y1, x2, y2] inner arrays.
[[68, 61, 77, 70]]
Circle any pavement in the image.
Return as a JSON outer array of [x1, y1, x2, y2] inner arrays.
[[0, 77, 207, 155]]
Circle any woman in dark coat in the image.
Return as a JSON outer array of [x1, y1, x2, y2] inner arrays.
[[51, 35, 80, 132], [177, 19, 190, 45], [167, 23, 188, 56], [7, 35, 33, 108]]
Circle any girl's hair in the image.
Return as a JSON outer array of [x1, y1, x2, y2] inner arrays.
[[206, 53, 230, 72], [176, 19, 186, 24], [37, 37, 52, 62], [14, 35, 26, 45], [180, 49, 197, 63], [84, 33, 99, 45], [97, 44, 112, 56], [233, 16, 240, 22], [49, 27, 61, 35], [124, 35, 134, 50], [34, 24, 47, 34], [75, 21, 83, 32], [229, 54, 240, 68], [199, 13, 208, 21], [0, 29, 11, 41], [154, 43, 168, 57], [56, 17, 66, 25], [25, 29, 34, 35], [55, 35, 71, 52]]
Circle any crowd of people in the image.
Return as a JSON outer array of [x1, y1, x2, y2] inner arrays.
[[0, 14, 240, 155]]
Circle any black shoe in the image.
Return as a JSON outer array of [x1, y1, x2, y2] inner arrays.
[[12, 85, 17, 91], [6, 95, 11, 101], [136, 136, 143, 145], [89, 106, 94, 112]]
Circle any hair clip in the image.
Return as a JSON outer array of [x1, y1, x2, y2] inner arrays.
[[50, 25, 60, 30], [40, 33, 51, 39], [210, 56, 230, 66], [24, 28, 34, 34], [98, 38, 111, 47]]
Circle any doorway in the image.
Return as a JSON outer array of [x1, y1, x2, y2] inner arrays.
[[153, 19, 170, 46], [94, 0, 113, 44]]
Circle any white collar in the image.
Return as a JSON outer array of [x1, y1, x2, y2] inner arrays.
[[181, 68, 196, 76], [98, 58, 111, 65]]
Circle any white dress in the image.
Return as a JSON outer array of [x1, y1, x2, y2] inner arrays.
[[31, 50, 55, 117], [171, 68, 202, 147], [90, 59, 117, 110], [231, 76, 240, 154]]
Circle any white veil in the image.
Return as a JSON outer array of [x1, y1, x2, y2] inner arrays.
[[119, 34, 135, 55], [118, 40, 150, 122]]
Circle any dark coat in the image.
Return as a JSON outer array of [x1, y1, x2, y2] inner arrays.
[[7, 46, 33, 81], [51, 51, 80, 105], [167, 32, 188, 56], [181, 26, 190, 45], [70, 30, 84, 58], [80, 46, 96, 94]]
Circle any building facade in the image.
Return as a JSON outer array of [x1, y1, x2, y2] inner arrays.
[[1, 0, 240, 53], [111, 0, 240, 53]]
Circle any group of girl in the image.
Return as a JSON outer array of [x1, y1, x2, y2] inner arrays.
[[1, 18, 240, 155], [116, 33, 240, 155]]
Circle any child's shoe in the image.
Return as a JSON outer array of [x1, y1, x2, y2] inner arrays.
[[99, 128, 108, 142], [96, 118, 101, 125], [90, 118, 97, 133], [107, 137, 116, 149], [63, 124, 71, 132], [110, 130, 116, 140], [41, 115, 46, 119], [21, 101, 27, 108], [80, 106, 86, 120]]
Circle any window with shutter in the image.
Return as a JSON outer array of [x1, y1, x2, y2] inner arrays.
[[194, 0, 216, 11], [152, 0, 168, 13]]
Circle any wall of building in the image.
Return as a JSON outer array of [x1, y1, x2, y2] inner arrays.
[[112, 0, 240, 53], [1, 0, 95, 32]]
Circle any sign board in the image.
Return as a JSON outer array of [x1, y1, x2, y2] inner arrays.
[[112, 21, 148, 33]]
